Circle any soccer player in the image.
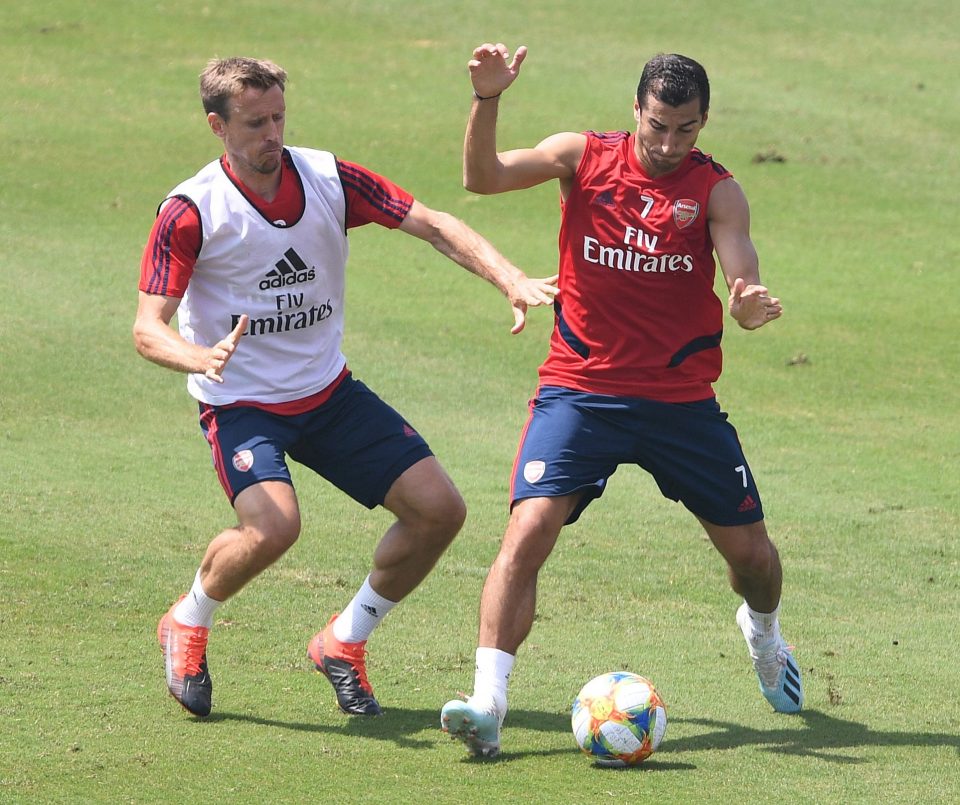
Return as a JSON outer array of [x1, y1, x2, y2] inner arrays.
[[441, 44, 802, 758], [134, 57, 558, 718]]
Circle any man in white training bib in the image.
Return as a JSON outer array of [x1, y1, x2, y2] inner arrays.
[[134, 56, 558, 718]]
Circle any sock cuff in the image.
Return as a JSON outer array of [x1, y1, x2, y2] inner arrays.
[[473, 647, 514, 715], [173, 570, 221, 628], [745, 601, 781, 631], [475, 647, 515, 680], [359, 575, 398, 611], [742, 600, 782, 645], [332, 575, 397, 643]]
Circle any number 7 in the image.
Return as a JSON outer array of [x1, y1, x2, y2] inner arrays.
[[735, 465, 748, 488]]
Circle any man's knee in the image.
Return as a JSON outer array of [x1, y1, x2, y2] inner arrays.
[[493, 497, 570, 573], [236, 501, 301, 559], [387, 459, 466, 541], [245, 515, 301, 559], [731, 530, 780, 581], [705, 519, 779, 579], [235, 481, 302, 557], [439, 488, 468, 535], [415, 485, 466, 544]]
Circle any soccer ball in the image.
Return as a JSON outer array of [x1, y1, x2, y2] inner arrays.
[[571, 671, 667, 766]]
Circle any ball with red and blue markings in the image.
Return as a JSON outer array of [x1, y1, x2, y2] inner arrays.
[[571, 671, 667, 766]]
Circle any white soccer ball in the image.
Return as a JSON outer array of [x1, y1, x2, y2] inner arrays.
[[571, 671, 667, 766]]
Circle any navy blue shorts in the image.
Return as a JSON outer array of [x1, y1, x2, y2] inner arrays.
[[511, 386, 764, 527], [198, 374, 433, 507]]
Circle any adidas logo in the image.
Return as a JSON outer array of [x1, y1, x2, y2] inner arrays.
[[259, 247, 316, 290], [783, 656, 802, 705], [361, 604, 378, 617], [737, 495, 758, 513], [593, 189, 615, 207]]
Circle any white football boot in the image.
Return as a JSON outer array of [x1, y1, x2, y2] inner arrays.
[[441, 697, 503, 758], [737, 603, 804, 713]]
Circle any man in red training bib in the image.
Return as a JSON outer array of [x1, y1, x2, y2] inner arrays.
[[442, 44, 801, 759]]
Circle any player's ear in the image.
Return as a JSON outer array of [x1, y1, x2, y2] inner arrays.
[[633, 99, 641, 123], [208, 112, 226, 139]]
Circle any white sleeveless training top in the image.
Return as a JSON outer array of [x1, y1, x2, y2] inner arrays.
[[168, 147, 350, 405]]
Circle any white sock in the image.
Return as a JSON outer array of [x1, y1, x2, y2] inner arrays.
[[333, 575, 397, 643], [470, 647, 514, 717], [173, 570, 221, 629], [741, 601, 782, 649]]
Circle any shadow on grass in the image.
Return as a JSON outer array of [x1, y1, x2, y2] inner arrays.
[[203, 707, 573, 756], [665, 710, 960, 764], [201, 707, 960, 767]]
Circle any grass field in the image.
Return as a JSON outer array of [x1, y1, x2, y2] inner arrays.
[[1, 1, 958, 802]]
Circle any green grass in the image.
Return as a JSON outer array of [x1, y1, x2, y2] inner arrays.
[[2, 0, 959, 802]]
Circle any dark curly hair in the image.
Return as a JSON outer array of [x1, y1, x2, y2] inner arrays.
[[636, 54, 710, 115]]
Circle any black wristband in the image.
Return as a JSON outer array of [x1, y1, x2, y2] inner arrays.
[[473, 90, 502, 101]]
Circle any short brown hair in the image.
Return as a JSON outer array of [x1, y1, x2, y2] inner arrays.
[[199, 57, 287, 119]]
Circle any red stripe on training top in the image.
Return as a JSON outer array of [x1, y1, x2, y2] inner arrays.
[[219, 365, 351, 416]]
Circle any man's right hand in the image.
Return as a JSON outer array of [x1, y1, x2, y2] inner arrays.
[[204, 314, 248, 383], [468, 43, 527, 99]]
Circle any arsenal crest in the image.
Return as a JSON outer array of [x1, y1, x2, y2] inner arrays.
[[232, 450, 255, 472], [523, 460, 546, 484], [673, 199, 699, 229]]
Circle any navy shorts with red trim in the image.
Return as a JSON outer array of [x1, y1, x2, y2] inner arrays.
[[199, 374, 433, 507], [510, 386, 763, 527]]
